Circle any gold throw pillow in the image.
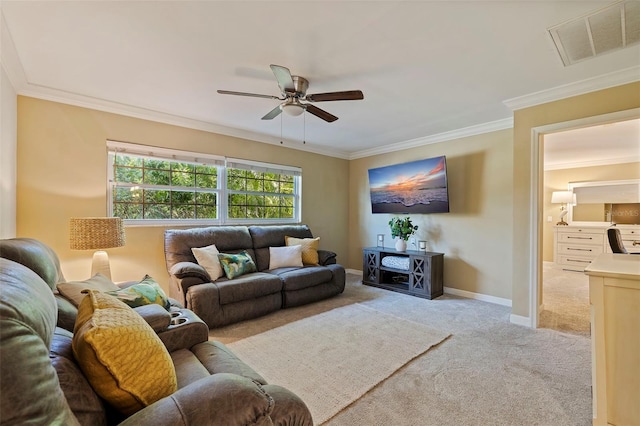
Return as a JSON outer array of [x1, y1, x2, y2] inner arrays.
[[285, 236, 320, 265], [72, 290, 177, 415]]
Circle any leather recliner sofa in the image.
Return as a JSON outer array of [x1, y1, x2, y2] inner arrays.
[[164, 225, 346, 328], [0, 238, 313, 425]]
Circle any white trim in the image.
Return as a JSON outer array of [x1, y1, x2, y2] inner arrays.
[[17, 83, 353, 160], [529, 125, 542, 329], [0, 11, 27, 92], [443, 286, 512, 307], [509, 314, 533, 327], [528, 108, 640, 330], [349, 118, 513, 160], [107, 140, 225, 165], [544, 155, 640, 171], [346, 270, 513, 307], [504, 66, 640, 111]]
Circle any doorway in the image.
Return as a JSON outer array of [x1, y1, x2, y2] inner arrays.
[[529, 108, 640, 330]]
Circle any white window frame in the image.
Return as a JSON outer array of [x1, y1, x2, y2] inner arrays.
[[107, 141, 302, 226]]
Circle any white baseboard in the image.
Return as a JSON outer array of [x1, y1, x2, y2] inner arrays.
[[348, 271, 533, 326], [443, 287, 512, 307], [509, 314, 533, 328]]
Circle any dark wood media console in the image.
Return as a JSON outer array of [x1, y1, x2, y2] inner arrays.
[[362, 247, 444, 299]]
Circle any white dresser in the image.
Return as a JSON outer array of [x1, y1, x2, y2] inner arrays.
[[554, 225, 640, 271], [585, 254, 640, 426]]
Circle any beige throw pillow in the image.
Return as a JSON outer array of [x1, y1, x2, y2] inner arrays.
[[57, 273, 120, 307], [191, 244, 225, 280], [269, 245, 303, 269]]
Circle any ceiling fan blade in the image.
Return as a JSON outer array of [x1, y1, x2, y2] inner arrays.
[[261, 105, 283, 120], [270, 64, 295, 93], [305, 104, 338, 123], [217, 90, 281, 100], [306, 90, 364, 102]]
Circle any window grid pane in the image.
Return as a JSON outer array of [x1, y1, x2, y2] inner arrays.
[[112, 153, 219, 221]]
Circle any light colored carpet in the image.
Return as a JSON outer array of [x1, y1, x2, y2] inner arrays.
[[211, 273, 592, 425], [227, 303, 450, 425], [540, 262, 590, 336]]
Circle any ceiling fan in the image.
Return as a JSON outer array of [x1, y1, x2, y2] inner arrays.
[[217, 64, 364, 123]]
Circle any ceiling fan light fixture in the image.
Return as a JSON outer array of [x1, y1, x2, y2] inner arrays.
[[281, 103, 305, 116]]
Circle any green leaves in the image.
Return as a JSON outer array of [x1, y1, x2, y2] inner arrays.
[[388, 217, 418, 241]]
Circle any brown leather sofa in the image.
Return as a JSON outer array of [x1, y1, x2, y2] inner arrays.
[[164, 225, 346, 328], [0, 238, 312, 425]]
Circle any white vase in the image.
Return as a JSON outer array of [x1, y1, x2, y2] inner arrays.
[[395, 239, 407, 252]]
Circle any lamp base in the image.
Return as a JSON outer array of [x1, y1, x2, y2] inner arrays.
[[91, 250, 112, 279], [556, 220, 569, 226]]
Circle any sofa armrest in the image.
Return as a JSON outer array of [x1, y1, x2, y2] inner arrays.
[[169, 261, 209, 281], [133, 304, 171, 333], [119, 374, 275, 426], [168, 262, 211, 306], [158, 308, 209, 352], [317, 249, 337, 265]]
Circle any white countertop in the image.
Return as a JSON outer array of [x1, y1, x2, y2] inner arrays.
[[584, 253, 640, 280]]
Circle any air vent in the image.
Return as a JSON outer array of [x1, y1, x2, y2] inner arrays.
[[548, 0, 640, 66]]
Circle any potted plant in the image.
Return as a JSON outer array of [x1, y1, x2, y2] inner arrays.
[[388, 216, 418, 252]]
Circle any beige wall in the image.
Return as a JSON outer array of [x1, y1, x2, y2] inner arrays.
[[16, 96, 349, 291], [349, 129, 514, 300], [542, 162, 640, 262], [13, 81, 640, 319], [512, 81, 640, 318]]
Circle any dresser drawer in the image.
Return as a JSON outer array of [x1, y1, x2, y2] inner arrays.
[[558, 243, 604, 257], [557, 255, 593, 271], [558, 232, 603, 246]]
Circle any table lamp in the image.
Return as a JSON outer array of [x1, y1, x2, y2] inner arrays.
[[70, 217, 125, 279], [551, 191, 577, 226]]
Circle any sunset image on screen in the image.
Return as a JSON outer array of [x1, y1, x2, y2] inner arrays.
[[368, 156, 449, 214]]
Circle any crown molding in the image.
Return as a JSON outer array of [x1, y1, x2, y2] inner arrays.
[[544, 155, 640, 171], [348, 118, 513, 160], [503, 66, 640, 111], [17, 83, 352, 159], [1, 9, 27, 91]]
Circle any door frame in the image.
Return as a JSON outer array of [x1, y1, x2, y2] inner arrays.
[[528, 107, 640, 328]]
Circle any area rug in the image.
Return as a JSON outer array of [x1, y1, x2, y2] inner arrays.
[[227, 303, 450, 425]]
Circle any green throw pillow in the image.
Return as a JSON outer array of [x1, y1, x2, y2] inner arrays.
[[217, 251, 257, 279], [106, 275, 170, 311]]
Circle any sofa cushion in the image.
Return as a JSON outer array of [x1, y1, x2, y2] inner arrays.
[[72, 290, 177, 416], [191, 243, 225, 281], [272, 266, 333, 292], [164, 226, 254, 270], [51, 327, 106, 425], [248, 225, 314, 271], [218, 251, 258, 279], [216, 272, 283, 305], [0, 259, 78, 425], [285, 236, 320, 265], [106, 275, 170, 311], [269, 245, 303, 269], [57, 273, 120, 307]]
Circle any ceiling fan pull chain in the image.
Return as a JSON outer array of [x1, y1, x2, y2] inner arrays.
[[303, 111, 306, 144], [280, 112, 283, 144]]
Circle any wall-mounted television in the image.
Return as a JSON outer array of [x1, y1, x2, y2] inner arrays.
[[368, 156, 450, 214]]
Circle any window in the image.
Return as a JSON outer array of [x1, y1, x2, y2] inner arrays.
[[226, 160, 299, 222], [107, 141, 301, 225]]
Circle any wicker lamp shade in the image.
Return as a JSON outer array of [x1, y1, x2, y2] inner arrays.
[[70, 217, 125, 250]]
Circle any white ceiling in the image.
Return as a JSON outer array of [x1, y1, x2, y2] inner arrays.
[[1, 1, 639, 160]]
